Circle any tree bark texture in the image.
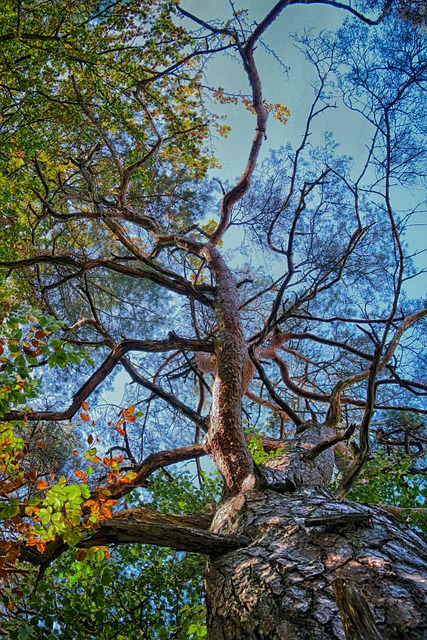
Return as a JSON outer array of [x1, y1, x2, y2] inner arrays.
[[205, 488, 427, 639], [204, 422, 427, 640]]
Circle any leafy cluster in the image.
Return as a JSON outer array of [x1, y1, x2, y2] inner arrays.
[[1, 468, 216, 639]]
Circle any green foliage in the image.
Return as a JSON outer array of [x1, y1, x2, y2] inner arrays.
[[147, 468, 221, 515], [2, 545, 206, 639], [0, 291, 89, 416], [0, 0, 212, 267], [345, 450, 427, 534], [247, 434, 284, 465], [1, 469, 218, 639]]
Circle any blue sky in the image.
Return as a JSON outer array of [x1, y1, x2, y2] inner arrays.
[[181, 0, 426, 298]]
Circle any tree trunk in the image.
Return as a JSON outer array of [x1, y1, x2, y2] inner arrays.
[[205, 425, 427, 639]]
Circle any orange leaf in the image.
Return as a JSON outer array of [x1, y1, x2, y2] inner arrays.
[[26, 537, 39, 547], [75, 469, 87, 481], [36, 541, 46, 554], [115, 427, 126, 436], [80, 413, 90, 422], [103, 457, 111, 466], [81, 401, 89, 412], [101, 506, 113, 519], [36, 480, 49, 490]]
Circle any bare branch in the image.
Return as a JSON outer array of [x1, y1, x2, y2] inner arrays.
[[3, 337, 213, 423]]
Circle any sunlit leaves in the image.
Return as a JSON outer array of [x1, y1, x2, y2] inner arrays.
[[0, 0, 212, 238], [0, 293, 88, 416]]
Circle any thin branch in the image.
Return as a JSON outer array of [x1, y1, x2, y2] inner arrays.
[[3, 337, 213, 423], [248, 346, 302, 426], [107, 444, 208, 500], [302, 423, 356, 461]]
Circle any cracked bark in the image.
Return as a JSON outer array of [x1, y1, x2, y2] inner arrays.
[[204, 423, 427, 639]]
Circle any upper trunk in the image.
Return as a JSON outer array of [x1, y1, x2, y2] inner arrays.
[[201, 244, 256, 494]]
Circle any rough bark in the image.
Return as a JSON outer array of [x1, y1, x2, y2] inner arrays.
[[204, 423, 427, 639], [205, 488, 427, 639], [332, 578, 382, 640]]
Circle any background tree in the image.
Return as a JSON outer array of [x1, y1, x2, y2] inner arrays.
[[0, 0, 427, 638]]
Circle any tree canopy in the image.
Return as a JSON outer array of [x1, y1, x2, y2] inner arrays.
[[0, 0, 426, 637]]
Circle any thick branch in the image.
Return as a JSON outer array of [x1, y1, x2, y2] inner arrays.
[[78, 515, 249, 555], [0, 253, 215, 303], [200, 245, 256, 493], [209, 3, 279, 244]]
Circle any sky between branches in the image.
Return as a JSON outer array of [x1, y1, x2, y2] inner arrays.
[[182, 0, 427, 299]]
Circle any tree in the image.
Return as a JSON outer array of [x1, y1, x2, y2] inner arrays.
[[0, 0, 427, 638]]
